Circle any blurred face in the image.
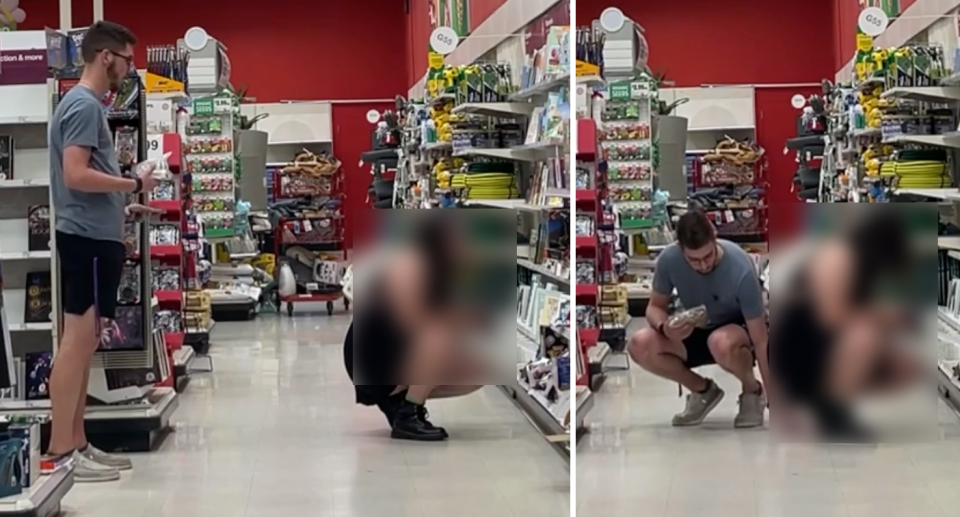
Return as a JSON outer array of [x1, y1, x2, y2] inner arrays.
[[682, 241, 720, 274], [102, 44, 134, 92]]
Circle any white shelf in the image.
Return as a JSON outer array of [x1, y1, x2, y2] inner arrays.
[[453, 148, 535, 161], [575, 385, 594, 430], [510, 76, 569, 101], [0, 387, 178, 420], [0, 116, 47, 126], [0, 179, 49, 189], [939, 236, 960, 251], [576, 75, 603, 86], [0, 251, 50, 261], [451, 102, 533, 118], [882, 134, 960, 148], [465, 199, 554, 211], [517, 258, 568, 285], [895, 188, 960, 200], [0, 465, 73, 513], [420, 141, 452, 152], [881, 86, 960, 103], [4, 289, 52, 333]]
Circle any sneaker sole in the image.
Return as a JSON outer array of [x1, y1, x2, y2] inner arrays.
[[74, 472, 121, 482], [672, 390, 725, 427], [390, 430, 447, 441], [734, 418, 765, 429]]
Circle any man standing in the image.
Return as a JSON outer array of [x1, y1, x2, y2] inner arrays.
[[627, 210, 768, 428], [45, 21, 158, 481]]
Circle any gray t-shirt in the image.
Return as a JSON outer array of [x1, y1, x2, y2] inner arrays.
[[653, 239, 764, 326], [50, 85, 125, 242]]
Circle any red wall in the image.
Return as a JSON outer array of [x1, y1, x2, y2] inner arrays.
[[578, 0, 835, 87]]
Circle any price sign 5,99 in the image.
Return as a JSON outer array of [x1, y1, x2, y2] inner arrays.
[[146, 135, 163, 162]]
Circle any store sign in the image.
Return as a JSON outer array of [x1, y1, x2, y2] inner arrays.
[[858, 6, 890, 37], [523, 0, 571, 56], [429, 26, 459, 55], [192, 97, 215, 115], [434, 0, 469, 38], [608, 81, 649, 100], [0, 49, 48, 86]]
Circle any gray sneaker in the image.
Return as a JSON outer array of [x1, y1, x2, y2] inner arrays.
[[734, 388, 766, 428], [81, 445, 132, 471], [72, 452, 120, 482], [672, 379, 725, 426]]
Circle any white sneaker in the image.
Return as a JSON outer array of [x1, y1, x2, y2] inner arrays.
[[72, 452, 120, 482], [80, 445, 132, 471], [735, 388, 766, 428]]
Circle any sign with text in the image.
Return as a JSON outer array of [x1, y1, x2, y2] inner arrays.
[[432, 0, 469, 38], [0, 48, 47, 85]]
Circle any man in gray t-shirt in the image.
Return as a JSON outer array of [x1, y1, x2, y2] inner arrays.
[[45, 21, 158, 482], [628, 210, 769, 429]]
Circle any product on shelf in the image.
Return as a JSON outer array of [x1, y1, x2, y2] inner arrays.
[[26, 205, 49, 251], [0, 135, 12, 180], [23, 272, 51, 324], [97, 306, 145, 351]]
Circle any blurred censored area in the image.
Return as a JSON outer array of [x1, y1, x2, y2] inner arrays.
[[346, 209, 516, 393], [767, 204, 936, 443]]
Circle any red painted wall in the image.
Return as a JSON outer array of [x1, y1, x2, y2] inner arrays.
[[578, 0, 835, 87]]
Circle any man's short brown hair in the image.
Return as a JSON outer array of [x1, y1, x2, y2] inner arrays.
[[80, 21, 137, 64], [676, 210, 715, 250]]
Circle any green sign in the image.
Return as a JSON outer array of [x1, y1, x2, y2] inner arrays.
[[193, 97, 215, 115], [436, 0, 470, 38]]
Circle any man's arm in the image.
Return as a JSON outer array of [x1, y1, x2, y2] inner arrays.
[[60, 101, 137, 193], [646, 260, 673, 332]]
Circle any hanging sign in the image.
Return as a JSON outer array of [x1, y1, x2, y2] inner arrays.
[[791, 94, 806, 109], [429, 26, 459, 55], [858, 7, 890, 37], [0, 0, 26, 31], [365, 110, 380, 124]]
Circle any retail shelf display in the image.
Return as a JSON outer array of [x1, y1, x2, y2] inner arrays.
[[398, 23, 573, 456]]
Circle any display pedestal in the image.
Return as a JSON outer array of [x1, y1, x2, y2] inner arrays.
[[0, 467, 73, 517], [498, 382, 569, 462]]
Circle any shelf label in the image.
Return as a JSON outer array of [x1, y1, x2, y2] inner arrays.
[[429, 27, 459, 55], [146, 134, 163, 162], [213, 97, 232, 114], [858, 7, 889, 37]]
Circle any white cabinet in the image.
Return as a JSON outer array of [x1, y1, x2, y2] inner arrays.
[[240, 102, 333, 145]]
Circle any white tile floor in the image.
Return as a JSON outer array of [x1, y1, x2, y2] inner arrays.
[[577, 355, 960, 517], [61, 313, 569, 517]]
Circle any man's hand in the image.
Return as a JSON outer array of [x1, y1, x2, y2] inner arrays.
[[124, 203, 163, 220], [137, 162, 159, 193], [664, 320, 694, 342]]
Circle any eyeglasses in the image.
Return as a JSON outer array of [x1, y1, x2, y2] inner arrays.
[[103, 49, 134, 67]]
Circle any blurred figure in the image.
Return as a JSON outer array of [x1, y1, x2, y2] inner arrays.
[[343, 214, 498, 441], [769, 207, 924, 443], [628, 210, 768, 428]]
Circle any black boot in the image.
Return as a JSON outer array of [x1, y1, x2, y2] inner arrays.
[[814, 399, 875, 444], [417, 405, 448, 438], [376, 390, 409, 426], [391, 399, 446, 441]]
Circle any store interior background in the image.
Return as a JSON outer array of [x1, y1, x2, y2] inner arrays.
[[17, 0, 909, 243], [18, 0, 513, 248]]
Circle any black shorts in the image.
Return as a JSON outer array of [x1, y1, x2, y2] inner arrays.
[[57, 231, 124, 319], [682, 321, 751, 369]]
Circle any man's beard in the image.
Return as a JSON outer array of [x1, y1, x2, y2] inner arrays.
[[107, 66, 124, 92]]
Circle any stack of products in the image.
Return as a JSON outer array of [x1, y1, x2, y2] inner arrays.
[[518, 26, 570, 90], [598, 285, 628, 328], [855, 44, 947, 86], [426, 63, 515, 104], [184, 291, 212, 332]]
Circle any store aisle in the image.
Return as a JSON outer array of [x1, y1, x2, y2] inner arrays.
[[577, 358, 960, 517], [61, 314, 569, 517]]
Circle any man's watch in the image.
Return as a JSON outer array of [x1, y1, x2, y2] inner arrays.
[[132, 177, 143, 194]]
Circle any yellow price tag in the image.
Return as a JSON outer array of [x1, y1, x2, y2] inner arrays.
[[428, 52, 444, 70], [575, 60, 600, 77]]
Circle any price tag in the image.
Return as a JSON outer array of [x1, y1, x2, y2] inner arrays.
[[213, 97, 232, 114], [858, 7, 889, 37], [146, 134, 163, 162], [429, 27, 459, 55]]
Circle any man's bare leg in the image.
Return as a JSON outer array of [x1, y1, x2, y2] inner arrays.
[[73, 357, 92, 449], [707, 325, 761, 394], [47, 308, 97, 455], [627, 327, 708, 392]]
